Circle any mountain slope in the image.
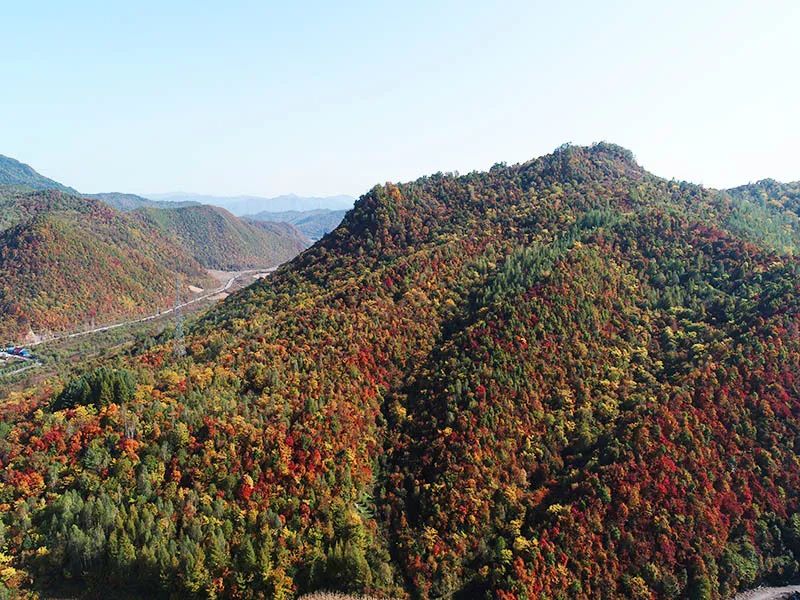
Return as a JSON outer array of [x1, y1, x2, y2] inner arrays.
[[245, 208, 348, 241], [134, 204, 310, 270], [0, 154, 76, 193], [0, 186, 89, 231], [3, 145, 800, 599], [388, 213, 800, 598], [0, 190, 214, 340]]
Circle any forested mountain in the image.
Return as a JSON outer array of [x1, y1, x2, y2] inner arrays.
[[0, 186, 89, 231], [88, 192, 200, 211], [245, 208, 348, 241], [3, 144, 800, 600], [0, 190, 214, 341], [135, 204, 310, 270], [0, 154, 76, 194]]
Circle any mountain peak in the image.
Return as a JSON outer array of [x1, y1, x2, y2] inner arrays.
[[516, 142, 644, 187]]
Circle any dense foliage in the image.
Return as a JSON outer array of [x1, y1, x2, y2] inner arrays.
[[52, 367, 136, 411], [2, 145, 800, 599], [725, 180, 800, 252], [135, 205, 310, 270]]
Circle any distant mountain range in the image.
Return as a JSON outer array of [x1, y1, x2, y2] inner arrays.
[[145, 192, 355, 215], [245, 208, 348, 241], [94, 192, 348, 241], [1, 154, 354, 214]]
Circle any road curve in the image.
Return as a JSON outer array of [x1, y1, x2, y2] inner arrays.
[[1, 269, 277, 379]]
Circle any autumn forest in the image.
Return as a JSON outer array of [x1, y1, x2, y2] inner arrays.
[[1, 144, 800, 599]]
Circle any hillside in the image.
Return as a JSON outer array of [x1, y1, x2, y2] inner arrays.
[[0, 190, 215, 341], [135, 204, 310, 270], [245, 208, 348, 240], [3, 144, 800, 599], [251, 219, 315, 246], [0, 154, 76, 193]]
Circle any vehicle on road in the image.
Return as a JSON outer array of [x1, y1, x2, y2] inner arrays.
[[2, 346, 34, 359]]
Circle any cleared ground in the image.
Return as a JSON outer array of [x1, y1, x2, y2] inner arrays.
[[734, 586, 800, 600]]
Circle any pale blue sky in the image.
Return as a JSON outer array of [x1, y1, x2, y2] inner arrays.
[[2, 1, 798, 196]]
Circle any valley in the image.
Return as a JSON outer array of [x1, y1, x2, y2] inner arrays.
[[25, 267, 269, 348], [0, 159, 312, 344], [0, 268, 272, 391], [0, 155, 329, 403]]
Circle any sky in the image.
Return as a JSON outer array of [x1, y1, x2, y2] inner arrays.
[[2, 0, 799, 197]]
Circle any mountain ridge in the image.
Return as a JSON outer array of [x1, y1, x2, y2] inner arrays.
[[3, 144, 800, 600], [86, 192, 201, 211], [0, 154, 77, 194]]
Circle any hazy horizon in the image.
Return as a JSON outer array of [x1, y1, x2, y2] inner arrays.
[[3, 1, 799, 196], [143, 191, 355, 202]]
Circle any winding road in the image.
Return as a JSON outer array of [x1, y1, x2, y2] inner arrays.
[[0, 361, 40, 378], [0, 268, 275, 379], [28, 269, 267, 348]]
